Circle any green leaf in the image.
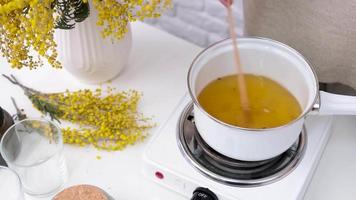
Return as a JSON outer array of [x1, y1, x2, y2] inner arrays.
[[53, 0, 90, 29]]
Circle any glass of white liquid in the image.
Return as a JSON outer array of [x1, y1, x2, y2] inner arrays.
[[0, 119, 67, 197], [0, 166, 24, 200]]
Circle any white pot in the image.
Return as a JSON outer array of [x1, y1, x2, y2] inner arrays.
[[188, 37, 356, 161], [54, 7, 132, 84]]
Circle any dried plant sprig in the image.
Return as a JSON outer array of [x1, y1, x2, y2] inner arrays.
[[3, 74, 154, 150], [2, 74, 62, 122], [11, 96, 28, 121]]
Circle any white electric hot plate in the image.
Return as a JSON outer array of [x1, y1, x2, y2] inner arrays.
[[143, 94, 333, 200]]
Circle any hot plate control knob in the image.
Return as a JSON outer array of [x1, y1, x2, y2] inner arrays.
[[191, 187, 218, 200]]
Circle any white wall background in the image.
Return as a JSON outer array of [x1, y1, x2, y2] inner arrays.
[[145, 0, 244, 47]]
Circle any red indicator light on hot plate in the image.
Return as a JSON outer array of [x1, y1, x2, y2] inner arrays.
[[155, 171, 164, 179]]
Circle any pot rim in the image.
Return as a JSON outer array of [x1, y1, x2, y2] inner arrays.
[[187, 37, 320, 132]]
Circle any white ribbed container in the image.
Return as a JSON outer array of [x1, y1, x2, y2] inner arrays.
[[54, 7, 132, 84]]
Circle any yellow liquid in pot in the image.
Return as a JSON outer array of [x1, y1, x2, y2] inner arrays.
[[197, 74, 302, 129]]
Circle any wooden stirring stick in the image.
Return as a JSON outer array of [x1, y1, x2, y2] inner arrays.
[[224, 2, 250, 113]]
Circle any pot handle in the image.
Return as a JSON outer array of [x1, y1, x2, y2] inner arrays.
[[318, 91, 356, 115]]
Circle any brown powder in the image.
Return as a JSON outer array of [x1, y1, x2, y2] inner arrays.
[[53, 185, 109, 200]]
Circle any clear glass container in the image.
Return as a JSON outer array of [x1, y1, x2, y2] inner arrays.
[[0, 166, 24, 200], [0, 119, 68, 196]]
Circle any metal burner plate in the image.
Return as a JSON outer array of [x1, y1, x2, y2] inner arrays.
[[177, 102, 307, 187]]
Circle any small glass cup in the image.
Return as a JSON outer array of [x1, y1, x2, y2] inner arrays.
[[0, 119, 68, 196], [0, 166, 24, 200]]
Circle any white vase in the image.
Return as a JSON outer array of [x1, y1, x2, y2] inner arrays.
[[54, 7, 132, 84]]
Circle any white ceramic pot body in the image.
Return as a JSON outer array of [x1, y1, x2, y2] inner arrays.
[[54, 6, 132, 84], [188, 37, 356, 161]]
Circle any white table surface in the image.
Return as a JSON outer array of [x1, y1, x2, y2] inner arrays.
[[0, 22, 355, 200]]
